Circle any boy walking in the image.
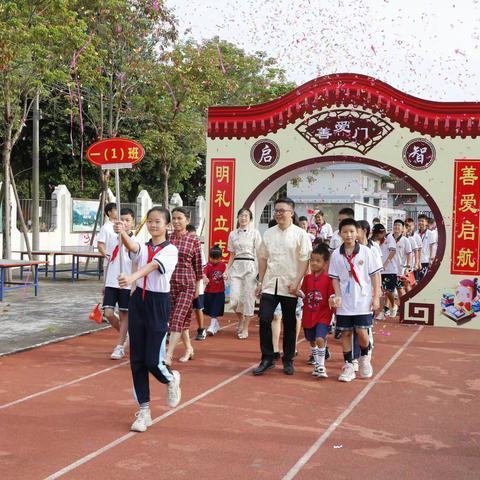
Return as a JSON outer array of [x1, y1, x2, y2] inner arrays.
[[102, 207, 135, 359], [328, 218, 382, 382]]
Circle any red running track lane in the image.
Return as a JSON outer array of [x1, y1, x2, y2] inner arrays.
[[1, 319, 479, 479]]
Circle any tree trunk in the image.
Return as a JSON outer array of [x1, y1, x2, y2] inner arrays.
[[161, 160, 170, 208], [2, 132, 12, 262]]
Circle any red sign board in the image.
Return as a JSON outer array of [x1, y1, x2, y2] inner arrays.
[[86, 138, 144, 167], [209, 158, 235, 263], [451, 159, 480, 275]]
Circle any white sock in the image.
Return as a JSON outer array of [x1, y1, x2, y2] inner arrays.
[[139, 403, 150, 410], [314, 347, 326, 368]]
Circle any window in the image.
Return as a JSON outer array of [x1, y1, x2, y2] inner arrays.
[[260, 202, 273, 223]]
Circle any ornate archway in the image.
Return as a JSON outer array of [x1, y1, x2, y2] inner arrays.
[[206, 73, 480, 328]]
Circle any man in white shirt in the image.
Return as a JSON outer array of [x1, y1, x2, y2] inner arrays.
[[314, 211, 333, 243], [390, 219, 413, 300], [254, 198, 312, 376], [96, 202, 117, 257], [329, 207, 355, 251]]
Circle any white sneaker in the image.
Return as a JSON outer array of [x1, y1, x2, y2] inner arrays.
[[352, 359, 359, 372], [313, 365, 328, 378], [390, 305, 398, 317], [385, 309, 392, 317], [207, 318, 219, 336], [338, 362, 356, 382], [166, 370, 181, 408], [376, 311, 385, 320], [358, 355, 373, 378], [110, 345, 125, 360], [131, 408, 152, 432]]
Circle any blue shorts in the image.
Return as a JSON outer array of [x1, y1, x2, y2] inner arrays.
[[193, 294, 204, 310], [303, 323, 329, 342], [335, 314, 373, 331], [102, 287, 130, 311]]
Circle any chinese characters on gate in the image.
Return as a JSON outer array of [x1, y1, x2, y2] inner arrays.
[[451, 160, 480, 275], [209, 159, 235, 261]]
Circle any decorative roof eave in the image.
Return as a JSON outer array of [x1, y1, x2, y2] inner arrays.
[[207, 73, 480, 140]]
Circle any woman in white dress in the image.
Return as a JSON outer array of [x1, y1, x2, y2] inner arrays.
[[226, 208, 262, 339]]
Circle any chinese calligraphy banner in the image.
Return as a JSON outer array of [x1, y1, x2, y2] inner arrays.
[[451, 159, 480, 275], [209, 158, 236, 262]]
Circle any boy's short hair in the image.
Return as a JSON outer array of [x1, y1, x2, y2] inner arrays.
[[339, 218, 359, 231], [104, 202, 117, 216], [371, 223, 386, 235], [315, 210, 324, 217], [186, 224, 196, 233], [210, 246, 223, 259], [427, 217, 435, 225], [417, 214, 428, 221], [372, 217, 380, 223], [405, 217, 415, 224], [298, 216, 308, 222], [120, 207, 135, 219], [393, 219, 405, 226], [338, 207, 354, 218], [311, 244, 330, 262]]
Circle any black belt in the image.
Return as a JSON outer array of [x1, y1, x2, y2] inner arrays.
[[234, 257, 255, 261]]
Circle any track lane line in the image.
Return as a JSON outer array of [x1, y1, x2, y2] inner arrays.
[[0, 322, 238, 410], [282, 325, 424, 480]]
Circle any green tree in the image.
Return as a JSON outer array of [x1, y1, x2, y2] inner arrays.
[[0, 0, 91, 258]]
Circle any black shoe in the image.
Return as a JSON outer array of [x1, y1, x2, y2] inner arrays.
[[195, 328, 207, 341], [325, 346, 331, 361], [273, 351, 281, 360], [334, 329, 342, 340], [307, 354, 315, 365], [283, 361, 294, 375], [253, 360, 275, 376]]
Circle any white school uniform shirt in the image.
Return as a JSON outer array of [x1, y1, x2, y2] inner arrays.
[[407, 234, 419, 254], [368, 240, 383, 264], [257, 223, 312, 298], [391, 235, 413, 275], [96, 220, 115, 245], [130, 240, 178, 292], [105, 233, 135, 289], [317, 222, 333, 241], [418, 229, 436, 264], [379, 234, 397, 274], [199, 248, 206, 295], [329, 230, 342, 250], [329, 242, 383, 316], [430, 228, 438, 257]]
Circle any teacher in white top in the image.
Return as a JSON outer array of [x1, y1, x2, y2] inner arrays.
[[253, 197, 312, 376], [226, 208, 262, 340]]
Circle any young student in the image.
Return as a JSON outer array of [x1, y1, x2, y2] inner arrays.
[[186, 224, 207, 341], [416, 214, 436, 281], [103, 207, 135, 360], [298, 244, 334, 378], [404, 218, 422, 291], [298, 216, 316, 242], [314, 210, 333, 243], [391, 219, 413, 300], [96, 202, 117, 257], [203, 246, 226, 335], [329, 207, 354, 251], [371, 223, 397, 319], [328, 218, 382, 382], [116, 206, 181, 433], [428, 217, 438, 258]]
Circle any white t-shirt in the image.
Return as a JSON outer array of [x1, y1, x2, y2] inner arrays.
[[368, 240, 383, 265], [379, 234, 397, 274], [199, 248, 206, 295], [418, 229, 436, 264], [317, 222, 333, 241], [329, 230, 342, 251], [96, 220, 115, 245], [105, 233, 135, 289], [328, 243, 383, 315], [130, 241, 178, 292], [391, 235, 413, 275]]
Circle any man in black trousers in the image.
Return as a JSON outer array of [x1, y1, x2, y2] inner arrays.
[[253, 197, 311, 376]]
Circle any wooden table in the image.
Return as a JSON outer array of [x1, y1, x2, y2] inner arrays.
[[14, 250, 104, 282], [0, 260, 48, 301]]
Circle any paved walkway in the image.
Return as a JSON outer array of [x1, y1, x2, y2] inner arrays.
[[0, 274, 106, 355]]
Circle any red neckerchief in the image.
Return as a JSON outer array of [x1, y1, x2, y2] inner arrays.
[[394, 234, 403, 244], [379, 238, 385, 246], [341, 243, 361, 286], [418, 229, 427, 241], [142, 241, 165, 300], [110, 233, 132, 263]]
